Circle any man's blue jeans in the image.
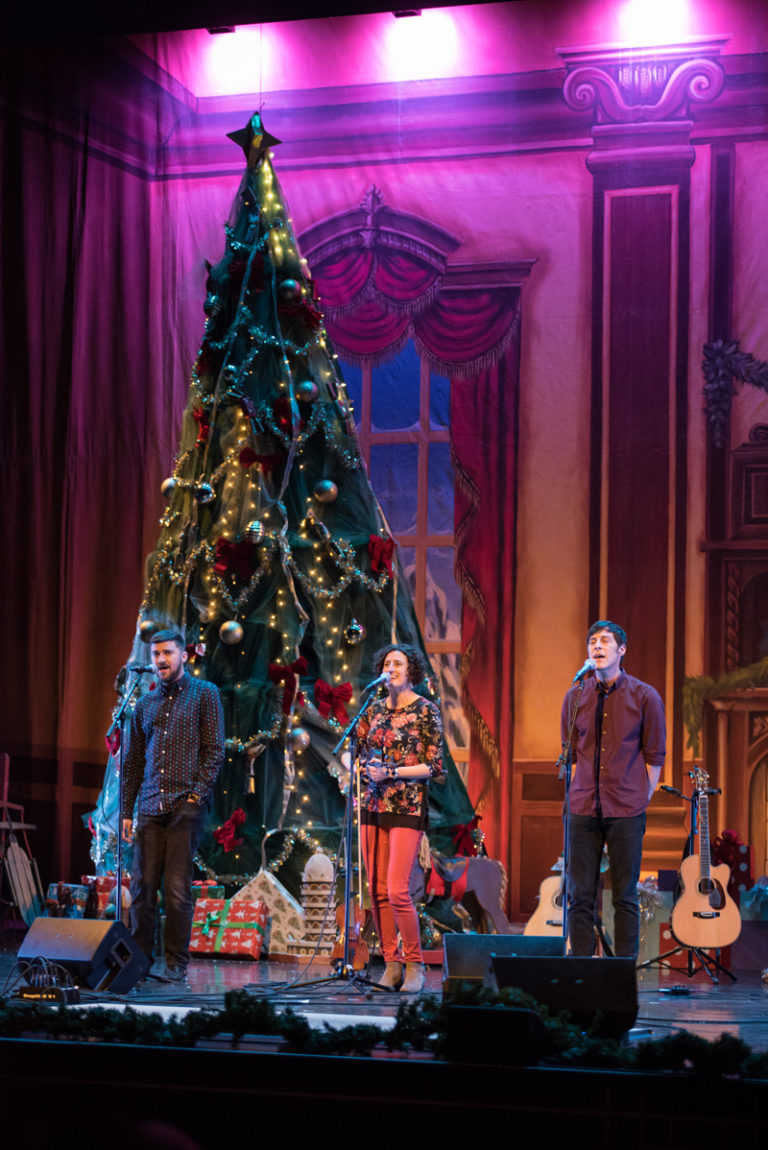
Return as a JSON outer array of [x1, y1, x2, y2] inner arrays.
[[130, 802, 207, 968], [567, 811, 646, 958]]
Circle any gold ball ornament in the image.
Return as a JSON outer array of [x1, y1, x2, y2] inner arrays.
[[139, 619, 161, 643], [219, 621, 244, 645], [313, 479, 338, 503], [289, 727, 311, 752]]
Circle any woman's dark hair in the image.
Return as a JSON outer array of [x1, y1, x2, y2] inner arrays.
[[372, 643, 429, 685]]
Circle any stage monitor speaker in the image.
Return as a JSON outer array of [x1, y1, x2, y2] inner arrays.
[[18, 918, 150, 993], [442, 933, 566, 996], [491, 954, 638, 1041]]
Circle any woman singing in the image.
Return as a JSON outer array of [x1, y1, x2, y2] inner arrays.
[[357, 643, 445, 992]]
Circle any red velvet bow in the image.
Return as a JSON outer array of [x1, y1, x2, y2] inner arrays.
[[214, 537, 258, 582], [452, 816, 481, 857], [239, 447, 286, 475], [314, 679, 353, 724], [269, 656, 308, 714], [192, 407, 210, 446], [368, 534, 395, 575], [214, 807, 247, 853]]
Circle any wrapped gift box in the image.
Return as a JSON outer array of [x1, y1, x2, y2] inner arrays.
[[81, 873, 130, 918], [192, 880, 225, 902], [231, 870, 304, 954], [45, 882, 88, 918], [190, 898, 268, 959]]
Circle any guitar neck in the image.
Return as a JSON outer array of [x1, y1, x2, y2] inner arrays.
[[698, 791, 711, 881]]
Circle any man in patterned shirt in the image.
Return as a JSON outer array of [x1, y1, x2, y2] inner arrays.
[[122, 630, 225, 981]]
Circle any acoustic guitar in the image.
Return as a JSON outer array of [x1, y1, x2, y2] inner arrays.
[[670, 766, 741, 950], [524, 873, 564, 936]]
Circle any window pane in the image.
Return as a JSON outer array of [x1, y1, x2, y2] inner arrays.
[[427, 441, 454, 534], [424, 548, 460, 641], [338, 359, 362, 429], [430, 369, 450, 430], [371, 341, 420, 431], [398, 546, 416, 596], [430, 652, 469, 751], [369, 443, 418, 534]]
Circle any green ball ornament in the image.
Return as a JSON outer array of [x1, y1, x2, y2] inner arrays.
[[344, 619, 366, 646], [139, 619, 161, 643], [277, 278, 302, 301], [313, 479, 338, 503], [219, 620, 244, 645], [195, 482, 215, 504]]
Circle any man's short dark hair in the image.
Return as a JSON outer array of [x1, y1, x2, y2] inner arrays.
[[150, 629, 185, 649], [587, 620, 627, 649], [372, 643, 429, 685]]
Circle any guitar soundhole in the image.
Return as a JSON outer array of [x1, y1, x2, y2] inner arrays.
[[697, 879, 725, 909]]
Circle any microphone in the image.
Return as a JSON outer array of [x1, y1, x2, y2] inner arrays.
[[572, 658, 596, 684], [364, 671, 391, 690], [126, 663, 155, 674]]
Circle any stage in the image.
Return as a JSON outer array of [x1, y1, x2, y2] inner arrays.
[[2, 934, 768, 1147]]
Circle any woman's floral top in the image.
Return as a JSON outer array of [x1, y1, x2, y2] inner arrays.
[[357, 696, 445, 828]]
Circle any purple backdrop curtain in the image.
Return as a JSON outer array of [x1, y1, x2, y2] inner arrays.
[[0, 41, 195, 877]]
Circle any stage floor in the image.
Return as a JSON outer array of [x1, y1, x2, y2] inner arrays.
[[2, 930, 768, 1052]]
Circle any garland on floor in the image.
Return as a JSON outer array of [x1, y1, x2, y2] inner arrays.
[[1, 985, 768, 1076]]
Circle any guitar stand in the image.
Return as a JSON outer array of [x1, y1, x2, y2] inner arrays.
[[637, 941, 736, 985], [637, 774, 737, 986]]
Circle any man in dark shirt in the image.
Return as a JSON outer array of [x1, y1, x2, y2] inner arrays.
[[122, 630, 225, 980], [561, 620, 665, 958]]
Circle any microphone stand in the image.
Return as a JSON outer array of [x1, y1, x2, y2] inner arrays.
[[105, 669, 149, 927], [555, 672, 590, 949], [296, 679, 390, 996]]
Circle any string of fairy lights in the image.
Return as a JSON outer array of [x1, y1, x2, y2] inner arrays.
[[132, 136, 414, 873]]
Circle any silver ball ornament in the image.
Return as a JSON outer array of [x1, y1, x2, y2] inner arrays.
[[344, 619, 366, 646], [289, 727, 310, 752], [313, 479, 338, 503], [219, 621, 244, 645], [160, 477, 176, 500], [244, 519, 265, 544], [294, 379, 319, 403]]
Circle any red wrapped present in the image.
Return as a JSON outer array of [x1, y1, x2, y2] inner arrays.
[[81, 873, 130, 918], [190, 898, 268, 959]]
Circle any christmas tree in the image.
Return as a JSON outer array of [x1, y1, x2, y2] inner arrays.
[[92, 115, 474, 891]]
